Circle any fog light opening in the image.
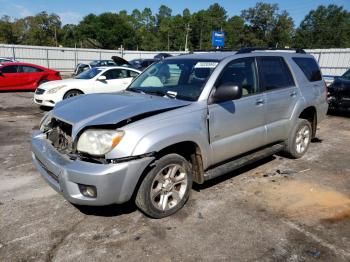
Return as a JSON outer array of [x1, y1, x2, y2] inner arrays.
[[78, 184, 97, 198]]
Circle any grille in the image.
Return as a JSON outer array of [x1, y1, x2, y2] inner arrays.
[[35, 88, 45, 95], [46, 118, 73, 154]]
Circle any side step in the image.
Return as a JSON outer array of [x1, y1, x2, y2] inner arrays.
[[204, 143, 285, 181]]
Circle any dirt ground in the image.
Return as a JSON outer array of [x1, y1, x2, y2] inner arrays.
[[0, 92, 349, 262]]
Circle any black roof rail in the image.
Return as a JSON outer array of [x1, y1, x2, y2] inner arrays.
[[236, 47, 306, 54], [192, 48, 238, 52]]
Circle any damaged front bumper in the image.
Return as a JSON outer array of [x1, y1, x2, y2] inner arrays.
[[31, 131, 154, 206]]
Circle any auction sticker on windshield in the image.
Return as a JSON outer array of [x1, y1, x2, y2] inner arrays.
[[194, 62, 218, 68]]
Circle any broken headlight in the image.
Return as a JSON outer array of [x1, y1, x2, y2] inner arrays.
[[39, 113, 53, 133], [77, 129, 124, 156]]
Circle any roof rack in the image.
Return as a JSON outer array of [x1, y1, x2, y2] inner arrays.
[[236, 47, 306, 54]]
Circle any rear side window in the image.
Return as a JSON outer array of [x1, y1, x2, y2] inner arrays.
[[20, 66, 43, 73], [258, 57, 295, 91], [292, 57, 322, 82]]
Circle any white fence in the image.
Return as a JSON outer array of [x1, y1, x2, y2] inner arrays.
[[0, 44, 349, 77], [0, 44, 186, 74], [307, 48, 350, 77]]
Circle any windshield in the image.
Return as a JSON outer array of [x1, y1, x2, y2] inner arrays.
[[342, 69, 350, 80], [75, 68, 103, 79], [127, 59, 218, 101]]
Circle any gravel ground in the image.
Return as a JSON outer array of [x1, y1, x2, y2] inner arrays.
[[0, 91, 349, 262]]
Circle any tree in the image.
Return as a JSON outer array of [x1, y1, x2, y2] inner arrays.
[[270, 11, 294, 48], [295, 5, 350, 48], [0, 16, 22, 44], [19, 12, 61, 46], [224, 16, 245, 49], [241, 2, 294, 47]]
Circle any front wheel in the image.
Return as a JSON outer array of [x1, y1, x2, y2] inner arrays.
[[284, 119, 312, 159], [63, 90, 83, 100], [135, 154, 193, 218]]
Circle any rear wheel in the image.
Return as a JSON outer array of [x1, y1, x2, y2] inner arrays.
[[284, 119, 312, 158], [135, 154, 192, 218], [63, 90, 83, 100]]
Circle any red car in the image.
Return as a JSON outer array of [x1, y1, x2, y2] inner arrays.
[[0, 62, 61, 91]]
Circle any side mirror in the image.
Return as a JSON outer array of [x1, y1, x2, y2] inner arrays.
[[97, 75, 106, 81], [211, 83, 242, 103]]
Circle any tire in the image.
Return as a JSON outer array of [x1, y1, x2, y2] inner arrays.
[[284, 119, 312, 159], [63, 90, 83, 100], [135, 154, 193, 218]]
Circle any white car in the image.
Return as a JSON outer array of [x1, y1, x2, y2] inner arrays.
[[34, 66, 141, 107]]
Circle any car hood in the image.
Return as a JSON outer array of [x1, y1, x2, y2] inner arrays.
[[39, 79, 87, 90], [52, 91, 192, 138]]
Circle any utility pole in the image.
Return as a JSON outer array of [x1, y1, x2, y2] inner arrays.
[[167, 30, 170, 51], [54, 26, 58, 47], [185, 23, 190, 52]]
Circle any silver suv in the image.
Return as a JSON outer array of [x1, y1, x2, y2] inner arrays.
[[32, 48, 328, 218]]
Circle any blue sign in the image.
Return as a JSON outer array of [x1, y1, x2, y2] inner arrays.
[[212, 31, 225, 47]]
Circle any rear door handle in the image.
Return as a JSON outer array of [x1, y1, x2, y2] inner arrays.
[[290, 91, 297, 97], [255, 98, 264, 105]]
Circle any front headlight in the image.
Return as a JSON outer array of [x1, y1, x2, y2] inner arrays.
[[39, 113, 52, 132], [77, 129, 125, 156], [47, 85, 66, 94]]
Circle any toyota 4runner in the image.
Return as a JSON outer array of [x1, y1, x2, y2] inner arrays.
[[32, 48, 328, 218]]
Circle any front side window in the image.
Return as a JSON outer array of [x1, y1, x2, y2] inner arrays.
[[128, 70, 139, 78], [75, 68, 103, 79], [128, 59, 218, 101], [292, 57, 322, 82], [258, 57, 295, 90], [103, 69, 128, 80], [1, 65, 18, 73], [217, 57, 259, 97]]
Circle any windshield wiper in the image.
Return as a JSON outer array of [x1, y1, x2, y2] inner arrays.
[[143, 90, 175, 99], [127, 88, 145, 94]]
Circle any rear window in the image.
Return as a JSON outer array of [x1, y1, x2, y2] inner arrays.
[[292, 57, 322, 82]]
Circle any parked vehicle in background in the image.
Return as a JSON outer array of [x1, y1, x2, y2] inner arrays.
[[34, 66, 141, 107], [129, 58, 157, 71], [0, 57, 17, 63], [129, 53, 172, 71], [74, 54, 173, 76], [73, 60, 118, 76], [32, 48, 328, 218], [328, 68, 350, 111], [0, 62, 61, 91]]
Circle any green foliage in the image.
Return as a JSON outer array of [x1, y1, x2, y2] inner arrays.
[[0, 3, 349, 50], [294, 5, 350, 48]]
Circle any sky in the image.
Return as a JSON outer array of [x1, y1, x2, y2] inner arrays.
[[0, 0, 349, 26]]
